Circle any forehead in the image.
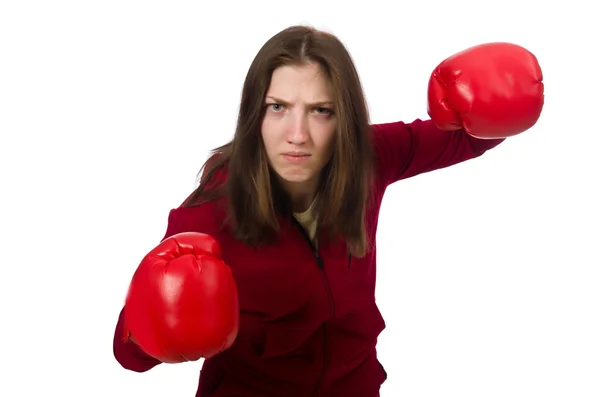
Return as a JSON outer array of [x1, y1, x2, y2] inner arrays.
[[267, 63, 332, 101]]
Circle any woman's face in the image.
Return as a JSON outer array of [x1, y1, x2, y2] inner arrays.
[[261, 62, 336, 199]]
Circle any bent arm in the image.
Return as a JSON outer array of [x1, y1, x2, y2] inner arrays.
[[372, 118, 505, 187]]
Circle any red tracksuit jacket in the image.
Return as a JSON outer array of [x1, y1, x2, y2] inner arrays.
[[113, 118, 504, 396]]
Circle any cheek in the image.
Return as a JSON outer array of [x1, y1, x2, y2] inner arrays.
[[313, 124, 336, 157], [261, 119, 278, 158], [260, 120, 274, 152]]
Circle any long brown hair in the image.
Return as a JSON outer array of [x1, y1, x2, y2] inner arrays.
[[183, 25, 374, 257]]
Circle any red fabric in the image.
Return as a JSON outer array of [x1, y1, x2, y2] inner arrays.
[[113, 119, 504, 396]]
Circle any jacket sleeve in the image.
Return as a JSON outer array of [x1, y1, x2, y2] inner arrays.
[[372, 118, 505, 187], [112, 307, 162, 372], [112, 208, 184, 372]]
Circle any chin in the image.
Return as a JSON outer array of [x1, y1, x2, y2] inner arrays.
[[276, 169, 314, 184], [280, 174, 312, 184]]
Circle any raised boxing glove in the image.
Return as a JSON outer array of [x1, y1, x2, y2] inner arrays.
[[427, 42, 544, 139], [123, 232, 239, 363]]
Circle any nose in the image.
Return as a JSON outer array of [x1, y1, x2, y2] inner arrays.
[[286, 112, 309, 145]]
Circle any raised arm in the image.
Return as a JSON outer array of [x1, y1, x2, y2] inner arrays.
[[374, 41, 544, 188], [372, 119, 504, 186]]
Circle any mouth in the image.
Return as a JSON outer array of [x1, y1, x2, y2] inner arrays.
[[282, 152, 311, 163]]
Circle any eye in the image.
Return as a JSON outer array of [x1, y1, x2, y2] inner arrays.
[[314, 107, 333, 116], [267, 103, 284, 112]]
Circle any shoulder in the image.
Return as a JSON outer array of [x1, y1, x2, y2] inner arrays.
[[367, 119, 423, 185], [181, 153, 230, 206], [163, 194, 229, 241], [369, 118, 434, 163], [370, 118, 432, 146]]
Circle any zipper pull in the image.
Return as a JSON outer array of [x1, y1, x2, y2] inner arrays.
[[314, 251, 324, 268]]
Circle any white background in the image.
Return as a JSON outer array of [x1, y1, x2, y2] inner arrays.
[[1, 1, 599, 396]]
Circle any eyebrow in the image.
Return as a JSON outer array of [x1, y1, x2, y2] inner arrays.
[[266, 95, 333, 107]]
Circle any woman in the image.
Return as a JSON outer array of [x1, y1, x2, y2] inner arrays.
[[113, 25, 543, 397]]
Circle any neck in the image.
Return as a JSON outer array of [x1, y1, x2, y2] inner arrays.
[[291, 193, 316, 213], [281, 179, 319, 213]]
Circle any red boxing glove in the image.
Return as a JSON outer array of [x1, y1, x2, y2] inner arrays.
[[427, 42, 544, 139], [123, 232, 239, 363]]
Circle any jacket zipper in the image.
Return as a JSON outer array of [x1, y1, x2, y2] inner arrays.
[[291, 218, 335, 396]]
